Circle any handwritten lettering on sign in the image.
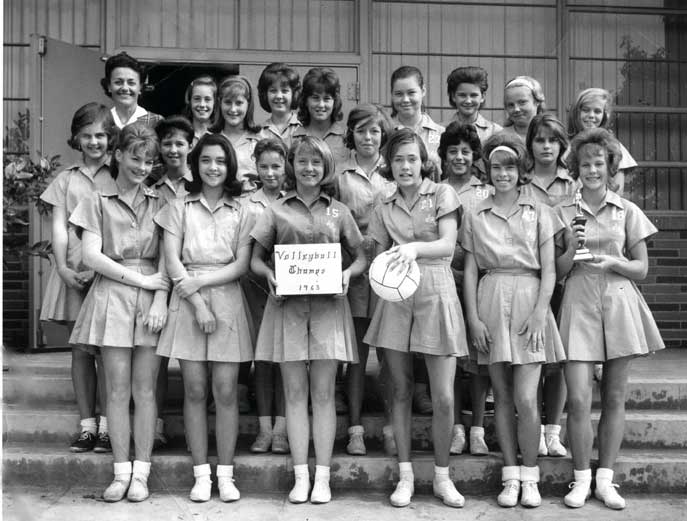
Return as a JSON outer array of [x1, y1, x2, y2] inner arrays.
[[274, 243, 342, 295]]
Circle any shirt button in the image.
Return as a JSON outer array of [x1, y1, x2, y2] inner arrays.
[[131, 222, 137, 228]]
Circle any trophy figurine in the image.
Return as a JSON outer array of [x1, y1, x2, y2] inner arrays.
[[572, 189, 594, 262]]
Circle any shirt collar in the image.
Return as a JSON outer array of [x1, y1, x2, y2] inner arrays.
[[475, 189, 536, 215], [248, 188, 285, 206], [393, 113, 443, 133], [386, 177, 436, 204], [282, 189, 332, 206], [110, 105, 147, 129], [261, 111, 300, 130], [185, 191, 239, 211], [68, 158, 111, 180]]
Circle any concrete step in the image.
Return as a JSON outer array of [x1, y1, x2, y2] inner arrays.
[[5, 406, 687, 449], [3, 442, 686, 495]]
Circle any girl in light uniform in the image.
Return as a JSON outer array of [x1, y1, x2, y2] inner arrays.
[[183, 76, 217, 148], [500, 76, 546, 143], [257, 63, 302, 148]]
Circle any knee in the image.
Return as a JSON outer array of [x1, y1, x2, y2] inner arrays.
[[602, 386, 626, 412], [392, 379, 413, 403], [514, 395, 539, 420], [131, 380, 156, 404], [283, 381, 308, 404], [184, 381, 208, 404], [107, 378, 130, 404], [431, 389, 453, 415], [213, 383, 237, 407], [310, 382, 335, 406], [567, 389, 592, 415]]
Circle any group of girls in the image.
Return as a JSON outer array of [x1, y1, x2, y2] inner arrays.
[[38, 51, 663, 510]]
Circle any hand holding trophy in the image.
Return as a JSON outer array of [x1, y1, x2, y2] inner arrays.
[[572, 189, 594, 262]]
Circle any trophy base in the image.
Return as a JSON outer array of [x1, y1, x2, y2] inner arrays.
[[573, 249, 594, 262]]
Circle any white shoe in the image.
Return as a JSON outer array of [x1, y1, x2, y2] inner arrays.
[[469, 427, 489, 455], [346, 425, 366, 456], [310, 478, 331, 504], [390, 479, 414, 507], [190, 476, 212, 502], [288, 475, 311, 504], [595, 483, 626, 510], [497, 480, 520, 507], [564, 480, 591, 508], [545, 425, 567, 457], [538, 426, 548, 456], [126, 476, 149, 502], [218, 477, 240, 502], [520, 481, 541, 508], [449, 425, 466, 455], [103, 477, 130, 502], [433, 479, 464, 508]]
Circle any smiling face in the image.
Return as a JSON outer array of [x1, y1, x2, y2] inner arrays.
[[77, 121, 109, 163], [115, 145, 155, 188], [198, 144, 228, 189], [391, 76, 425, 121], [108, 67, 141, 109], [451, 83, 485, 120], [159, 130, 190, 171], [353, 121, 382, 160], [256, 150, 286, 191], [190, 85, 215, 124], [445, 140, 474, 178], [293, 149, 325, 190], [267, 81, 293, 117], [577, 144, 609, 193], [504, 86, 537, 129], [489, 152, 519, 194], [579, 98, 606, 129], [531, 126, 561, 168], [306, 91, 334, 123], [221, 93, 248, 129], [390, 142, 423, 191]]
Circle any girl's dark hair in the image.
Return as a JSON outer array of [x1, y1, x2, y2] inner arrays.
[[379, 128, 437, 181], [284, 136, 336, 193], [482, 133, 530, 186], [68, 102, 117, 152], [446, 66, 489, 108], [567, 127, 622, 189], [109, 122, 159, 179], [182, 75, 218, 123], [186, 133, 242, 196], [155, 115, 194, 145], [253, 138, 292, 185], [209, 75, 261, 133], [257, 63, 301, 112], [297, 67, 343, 126], [390, 65, 424, 117], [100, 52, 146, 98], [438, 122, 482, 164], [343, 103, 392, 150], [526, 113, 569, 169]]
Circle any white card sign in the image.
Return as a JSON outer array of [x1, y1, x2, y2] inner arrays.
[[274, 243, 343, 296]]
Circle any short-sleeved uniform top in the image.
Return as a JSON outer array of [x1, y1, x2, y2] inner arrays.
[[220, 130, 262, 193], [259, 112, 302, 149], [153, 169, 192, 206], [393, 113, 445, 180], [555, 190, 664, 361], [39, 161, 115, 321], [442, 113, 503, 144], [292, 121, 350, 166], [522, 166, 579, 208], [497, 125, 527, 145]]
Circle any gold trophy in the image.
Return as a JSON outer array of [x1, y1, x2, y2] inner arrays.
[[572, 189, 594, 262]]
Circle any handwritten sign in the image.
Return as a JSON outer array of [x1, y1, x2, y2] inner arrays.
[[274, 243, 343, 296]]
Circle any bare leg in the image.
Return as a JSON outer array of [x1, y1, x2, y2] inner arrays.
[[597, 357, 632, 469], [155, 356, 169, 422], [470, 374, 490, 428], [281, 361, 310, 465], [512, 364, 542, 467], [347, 318, 370, 426], [452, 366, 464, 424], [213, 362, 240, 465], [101, 347, 132, 463], [382, 349, 413, 462], [95, 352, 107, 419], [543, 367, 567, 425], [488, 363, 517, 466], [72, 347, 97, 419], [180, 360, 209, 466], [425, 354, 456, 467], [254, 361, 274, 417], [131, 347, 160, 462], [564, 361, 595, 470], [310, 360, 339, 466]]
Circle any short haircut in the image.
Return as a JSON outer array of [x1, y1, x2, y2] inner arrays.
[[446, 66, 489, 108], [567, 87, 613, 136], [567, 127, 622, 187], [438, 121, 483, 164], [100, 52, 146, 98], [389, 65, 424, 117], [526, 113, 569, 169], [109, 122, 159, 179], [182, 75, 218, 123], [379, 127, 438, 181], [343, 103, 392, 150], [155, 115, 194, 144], [297, 67, 343, 126], [68, 102, 117, 152], [209, 75, 261, 133], [257, 63, 301, 112], [285, 136, 336, 192], [186, 133, 242, 197], [482, 133, 530, 186]]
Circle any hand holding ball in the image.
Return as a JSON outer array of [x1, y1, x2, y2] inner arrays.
[[369, 250, 421, 302]]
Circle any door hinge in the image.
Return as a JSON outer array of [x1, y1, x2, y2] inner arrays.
[[38, 36, 47, 56]]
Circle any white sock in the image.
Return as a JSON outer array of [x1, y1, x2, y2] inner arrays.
[[113, 461, 132, 478], [217, 464, 234, 478], [573, 469, 592, 482], [470, 426, 485, 436], [383, 425, 394, 437], [258, 416, 272, 434], [434, 465, 450, 483], [273, 416, 287, 434], [80, 417, 97, 434], [452, 424, 465, 436], [596, 467, 614, 486], [314, 465, 330, 481], [293, 464, 309, 479], [132, 460, 151, 480], [98, 416, 108, 434], [398, 461, 413, 481]]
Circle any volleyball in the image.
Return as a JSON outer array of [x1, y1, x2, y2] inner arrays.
[[369, 250, 421, 302]]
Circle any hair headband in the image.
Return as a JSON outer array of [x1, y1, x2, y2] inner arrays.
[[489, 145, 517, 160], [505, 77, 536, 92]]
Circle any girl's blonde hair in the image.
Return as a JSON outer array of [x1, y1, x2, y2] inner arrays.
[[503, 76, 546, 127], [110, 122, 158, 179], [568, 87, 612, 136], [567, 127, 622, 192], [285, 136, 336, 192]]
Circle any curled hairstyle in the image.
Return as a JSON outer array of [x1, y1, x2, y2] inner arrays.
[[186, 133, 242, 196], [482, 133, 530, 186], [567, 87, 612, 136], [253, 138, 292, 181], [526, 113, 569, 169], [297, 67, 343, 126], [567, 128, 622, 189], [100, 52, 146, 98], [68, 102, 117, 152], [380, 128, 437, 181], [210, 75, 261, 133], [438, 122, 483, 165], [257, 63, 301, 112], [390, 65, 424, 117], [285, 136, 336, 192], [503, 75, 546, 126], [182, 75, 218, 123], [446, 66, 489, 108], [155, 115, 194, 145], [343, 103, 392, 150], [109, 122, 159, 179]]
